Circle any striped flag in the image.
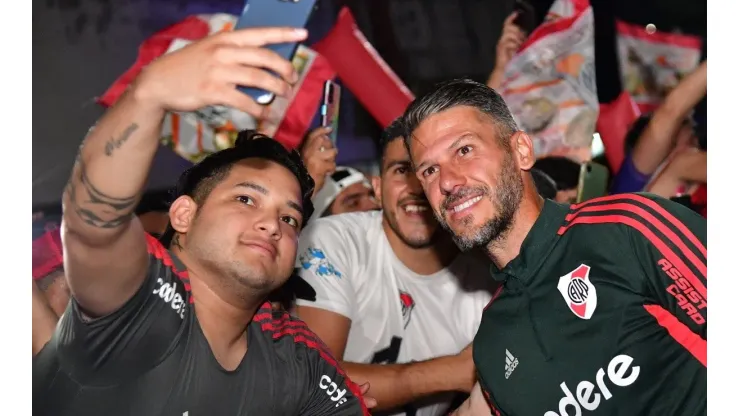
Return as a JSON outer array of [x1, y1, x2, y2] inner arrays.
[[615, 20, 703, 114], [498, 0, 597, 162]]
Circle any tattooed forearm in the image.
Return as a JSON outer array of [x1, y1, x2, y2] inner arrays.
[[104, 123, 139, 156], [64, 156, 139, 229]]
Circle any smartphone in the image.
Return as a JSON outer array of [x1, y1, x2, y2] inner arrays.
[[320, 80, 341, 146], [576, 162, 609, 203], [513, 0, 537, 34], [234, 0, 318, 105]]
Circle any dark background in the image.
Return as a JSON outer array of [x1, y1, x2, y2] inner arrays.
[[33, 0, 706, 210]]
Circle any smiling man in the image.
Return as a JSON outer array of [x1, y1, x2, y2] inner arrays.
[[33, 26, 370, 416], [294, 118, 498, 416], [402, 79, 706, 416]]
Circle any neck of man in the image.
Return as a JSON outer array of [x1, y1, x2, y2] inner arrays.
[[174, 246, 264, 371], [486, 191, 545, 270], [382, 219, 459, 275]]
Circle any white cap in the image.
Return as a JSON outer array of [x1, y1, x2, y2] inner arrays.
[[311, 167, 371, 219]]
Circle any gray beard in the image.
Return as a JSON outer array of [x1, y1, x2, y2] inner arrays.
[[436, 153, 524, 251]]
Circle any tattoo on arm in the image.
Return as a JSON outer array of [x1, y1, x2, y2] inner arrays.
[[64, 124, 142, 229], [104, 123, 138, 156], [65, 158, 138, 229]]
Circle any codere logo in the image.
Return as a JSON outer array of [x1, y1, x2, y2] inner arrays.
[[319, 375, 348, 407], [544, 354, 640, 416], [152, 278, 187, 319]]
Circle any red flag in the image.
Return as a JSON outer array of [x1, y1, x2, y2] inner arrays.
[[258, 47, 336, 150], [498, 0, 597, 161], [33, 228, 63, 281], [596, 91, 640, 172], [313, 7, 414, 128], [615, 20, 702, 114], [99, 16, 210, 107]]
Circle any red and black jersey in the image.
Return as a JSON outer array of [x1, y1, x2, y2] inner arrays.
[[33, 235, 369, 416], [473, 194, 706, 416]]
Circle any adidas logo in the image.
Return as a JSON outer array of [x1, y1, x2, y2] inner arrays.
[[505, 349, 519, 379]]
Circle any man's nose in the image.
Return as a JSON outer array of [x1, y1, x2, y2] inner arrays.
[[439, 167, 466, 196], [254, 215, 282, 239]]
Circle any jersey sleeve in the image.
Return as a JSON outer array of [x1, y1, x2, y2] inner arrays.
[[297, 339, 370, 416], [627, 193, 707, 339], [56, 234, 189, 380], [294, 219, 356, 319]]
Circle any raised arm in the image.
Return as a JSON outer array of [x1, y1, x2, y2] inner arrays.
[[487, 12, 526, 90], [62, 27, 307, 317], [61, 78, 165, 317], [645, 148, 706, 198], [630, 61, 707, 175]]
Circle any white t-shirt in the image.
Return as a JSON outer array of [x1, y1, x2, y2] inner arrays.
[[295, 211, 497, 416]]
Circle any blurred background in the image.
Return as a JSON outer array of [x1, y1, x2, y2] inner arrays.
[[33, 0, 706, 211]]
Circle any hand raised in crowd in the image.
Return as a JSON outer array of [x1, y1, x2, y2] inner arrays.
[[300, 126, 338, 195], [496, 12, 527, 70], [134, 27, 308, 118], [488, 12, 527, 89]]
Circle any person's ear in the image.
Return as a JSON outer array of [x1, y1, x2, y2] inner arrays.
[[371, 175, 382, 205], [169, 195, 199, 235], [510, 131, 536, 171]]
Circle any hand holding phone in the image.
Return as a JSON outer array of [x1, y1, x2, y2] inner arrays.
[[234, 0, 318, 105], [320, 81, 341, 146], [300, 127, 338, 194], [133, 26, 306, 119]]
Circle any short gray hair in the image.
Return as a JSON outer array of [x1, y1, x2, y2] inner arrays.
[[401, 79, 519, 153]]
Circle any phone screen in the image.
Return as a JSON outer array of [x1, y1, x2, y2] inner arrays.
[[234, 0, 318, 105], [321, 81, 341, 146]]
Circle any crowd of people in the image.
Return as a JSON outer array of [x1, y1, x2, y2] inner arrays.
[[32, 11, 706, 416]]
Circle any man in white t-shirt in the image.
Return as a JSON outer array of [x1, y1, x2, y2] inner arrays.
[[294, 119, 498, 415]]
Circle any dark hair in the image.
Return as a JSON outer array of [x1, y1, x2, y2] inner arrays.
[[160, 131, 315, 247], [135, 189, 172, 215], [401, 79, 519, 153], [532, 156, 581, 191], [378, 117, 405, 166]]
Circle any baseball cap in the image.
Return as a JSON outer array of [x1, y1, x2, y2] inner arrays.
[[311, 167, 371, 219]]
